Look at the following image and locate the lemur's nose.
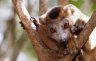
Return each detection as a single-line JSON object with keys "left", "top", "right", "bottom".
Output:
{"left": 60, "top": 39, "right": 67, "bottom": 48}
{"left": 60, "top": 39, "right": 67, "bottom": 42}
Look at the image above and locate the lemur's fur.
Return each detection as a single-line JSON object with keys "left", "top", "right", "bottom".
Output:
{"left": 37, "top": 4, "right": 96, "bottom": 61}
{"left": 39, "top": 4, "right": 89, "bottom": 43}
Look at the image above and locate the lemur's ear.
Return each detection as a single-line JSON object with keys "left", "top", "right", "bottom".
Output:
{"left": 64, "top": 7, "right": 75, "bottom": 16}
{"left": 39, "top": 14, "right": 47, "bottom": 25}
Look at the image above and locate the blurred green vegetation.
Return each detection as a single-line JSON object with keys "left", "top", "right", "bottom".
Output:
{"left": 70, "top": 0, "right": 84, "bottom": 8}
{"left": 92, "top": 0, "right": 96, "bottom": 11}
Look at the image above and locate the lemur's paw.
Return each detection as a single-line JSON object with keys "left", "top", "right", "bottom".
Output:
{"left": 19, "top": 21, "right": 25, "bottom": 30}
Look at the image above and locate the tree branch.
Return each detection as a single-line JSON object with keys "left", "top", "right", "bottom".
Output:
{"left": 58, "top": 0, "right": 69, "bottom": 6}
{"left": 77, "top": 11, "right": 96, "bottom": 48}
{"left": 72, "top": 11, "right": 96, "bottom": 61}
{"left": 12, "top": 0, "right": 44, "bottom": 60}
{"left": 39, "top": 0, "right": 48, "bottom": 15}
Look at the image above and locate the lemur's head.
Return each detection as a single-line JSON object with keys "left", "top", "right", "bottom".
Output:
{"left": 39, "top": 6, "right": 74, "bottom": 44}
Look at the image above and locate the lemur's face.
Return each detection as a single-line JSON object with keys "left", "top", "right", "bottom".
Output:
{"left": 40, "top": 6, "right": 73, "bottom": 43}
{"left": 46, "top": 19, "right": 72, "bottom": 43}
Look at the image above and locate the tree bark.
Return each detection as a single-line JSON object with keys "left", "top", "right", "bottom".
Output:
{"left": 12, "top": 0, "right": 96, "bottom": 61}
{"left": 58, "top": 0, "right": 69, "bottom": 6}
{"left": 39, "top": 0, "right": 48, "bottom": 15}
{"left": 0, "top": 8, "right": 16, "bottom": 61}
{"left": 10, "top": 1, "right": 33, "bottom": 61}
{"left": 10, "top": 31, "right": 27, "bottom": 61}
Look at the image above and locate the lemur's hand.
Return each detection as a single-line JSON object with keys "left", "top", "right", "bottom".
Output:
{"left": 71, "top": 24, "right": 84, "bottom": 35}
{"left": 71, "top": 19, "right": 86, "bottom": 35}
{"left": 19, "top": 21, "right": 25, "bottom": 29}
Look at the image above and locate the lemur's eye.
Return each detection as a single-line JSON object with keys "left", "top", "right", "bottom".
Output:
{"left": 62, "top": 23, "right": 69, "bottom": 29}
{"left": 50, "top": 28, "right": 56, "bottom": 33}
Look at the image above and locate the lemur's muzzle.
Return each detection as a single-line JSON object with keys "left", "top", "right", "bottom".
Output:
{"left": 60, "top": 39, "right": 67, "bottom": 48}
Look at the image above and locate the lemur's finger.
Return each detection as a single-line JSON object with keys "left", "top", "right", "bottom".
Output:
{"left": 31, "top": 17, "right": 39, "bottom": 28}
{"left": 19, "top": 21, "right": 25, "bottom": 29}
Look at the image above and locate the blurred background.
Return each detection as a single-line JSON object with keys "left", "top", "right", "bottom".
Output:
{"left": 0, "top": 0, "right": 96, "bottom": 61}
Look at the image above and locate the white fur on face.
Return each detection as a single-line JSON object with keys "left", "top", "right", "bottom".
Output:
{"left": 47, "top": 19, "right": 71, "bottom": 43}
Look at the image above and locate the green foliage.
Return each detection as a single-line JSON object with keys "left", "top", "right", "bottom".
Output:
{"left": 87, "top": 0, "right": 96, "bottom": 16}
{"left": 69, "top": 0, "right": 84, "bottom": 8}
{"left": 91, "top": 3, "right": 96, "bottom": 11}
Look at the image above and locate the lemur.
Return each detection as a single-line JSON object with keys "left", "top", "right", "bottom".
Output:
{"left": 37, "top": 4, "right": 96, "bottom": 61}
{"left": 39, "top": 4, "right": 89, "bottom": 46}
